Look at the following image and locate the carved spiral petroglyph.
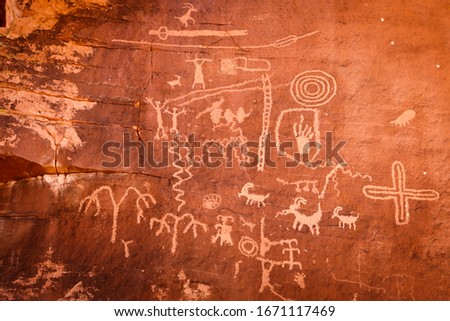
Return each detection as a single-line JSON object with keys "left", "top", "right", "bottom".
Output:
{"left": 290, "top": 70, "right": 337, "bottom": 107}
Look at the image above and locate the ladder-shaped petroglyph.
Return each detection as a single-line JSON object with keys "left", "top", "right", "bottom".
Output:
{"left": 332, "top": 206, "right": 359, "bottom": 230}
{"left": 202, "top": 193, "right": 222, "bottom": 210}
{"left": 175, "top": 3, "right": 197, "bottom": 28}
{"left": 362, "top": 161, "right": 439, "bottom": 225}
{"left": 220, "top": 57, "right": 271, "bottom": 75}
{"left": 79, "top": 186, "right": 156, "bottom": 243}
{"left": 164, "top": 107, "right": 187, "bottom": 136}
{"left": 390, "top": 109, "right": 416, "bottom": 127}
{"left": 167, "top": 75, "right": 182, "bottom": 89}
{"left": 319, "top": 164, "right": 373, "bottom": 199}
{"left": 121, "top": 240, "right": 134, "bottom": 258}
{"left": 144, "top": 98, "right": 168, "bottom": 140}
{"left": 257, "top": 73, "right": 273, "bottom": 172}
{"left": 237, "top": 217, "right": 303, "bottom": 300}
{"left": 186, "top": 57, "right": 212, "bottom": 89}
{"left": 238, "top": 183, "right": 270, "bottom": 207}
{"left": 211, "top": 215, "right": 234, "bottom": 246}
{"left": 150, "top": 213, "right": 207, "bottom": 254}
{"left": 277, "top": 197, "right": 322, "bottom": 235}
{"left": 277, "top": 178, "right": 319, "bottom": 194}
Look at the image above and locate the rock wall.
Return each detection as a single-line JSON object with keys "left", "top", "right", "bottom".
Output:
{"left": 0, "top": 0, "right": 448, "bottom": 300}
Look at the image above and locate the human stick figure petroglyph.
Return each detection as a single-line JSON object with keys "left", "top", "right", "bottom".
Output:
{"left": 257, "top": 73, "right": 273, "bottom": 172}
{"left": 390, "top": 110, "right": 416, "bottom": 127}
{"left": 144, "top": 98, "right": 168, "bottom": 140}
{"left": 175, "top": 3, "right": 197, "bottom": 27}
{"left": 150, "top": 213, "right": 207, "bottom": 254}
{"left": 211, "top": 215, "right": 234, "bottom": 246}
{"left": 332, "top": 207, "right": 359, "bottom": 230}
{"left": 362, "top": 161, "right": 439, "bottom": 225}
{"left": 237, "top": 217, "right": 303, "bottom": 300}
{"left": 277, "top": 197, "right": 322, "bottom": 235}
{"left": 164, "top": 107, "right": 187, "bottom": 136}
{"left": 238, "top": 183, "right": 270, "bottom": 207}
{"left": 186, "top": 57, "right": 212, "bottom": 89}
{"left": 79, "top": 186, "right": 156, "bottom": 244}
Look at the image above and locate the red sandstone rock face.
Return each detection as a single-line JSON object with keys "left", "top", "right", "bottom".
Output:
{"left": 0, "top": 0, "right": 449, "bottom": 300}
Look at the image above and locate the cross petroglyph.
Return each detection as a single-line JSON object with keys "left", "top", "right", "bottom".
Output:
{"left": 363, "top": 161, "right": 439, "bottom": 225}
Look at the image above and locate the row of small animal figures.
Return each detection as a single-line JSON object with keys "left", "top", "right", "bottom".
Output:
{"left": 238, "top": 183, "right": 359, "bottom": 235}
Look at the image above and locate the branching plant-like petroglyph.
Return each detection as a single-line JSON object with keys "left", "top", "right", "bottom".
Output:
{"left": 150, "top": 213, "right": 207, "bottom": 254}
{"left": 79, "top": 186, "right": 156, "bottom": 244}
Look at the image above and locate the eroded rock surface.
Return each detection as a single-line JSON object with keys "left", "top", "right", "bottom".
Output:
{"left": 0, "top": 0, "right": 449, "bottom": 300}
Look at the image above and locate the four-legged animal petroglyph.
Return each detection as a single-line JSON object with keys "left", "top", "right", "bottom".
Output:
{"left": 175, "top": 3, "right": 197, "bottom": 28}
{"left": 238, "top": 183, "right": 269, "bottom": 207}
{"left": 277, "top": 197, "right": 322, "bottom": 235}
{"left": 390, "top": 110, "right": 415, "bottom": 127}
{"left": 332, "top": 206, "right": 359, "bottom": 230}
{"left": 167, "top": 75, "right": 182, "bottom": 89}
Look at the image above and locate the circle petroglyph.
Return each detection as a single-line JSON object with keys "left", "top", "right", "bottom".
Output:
{"left": 290, "top": 70, "right": 337, "bottom": 107}
{"left": 238, "top": 236, "right": 259, "bottom": 257}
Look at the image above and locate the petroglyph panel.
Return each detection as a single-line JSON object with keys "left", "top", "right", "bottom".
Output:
{"left": 0, "top": 0, "right": 448, "bottom": 301}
